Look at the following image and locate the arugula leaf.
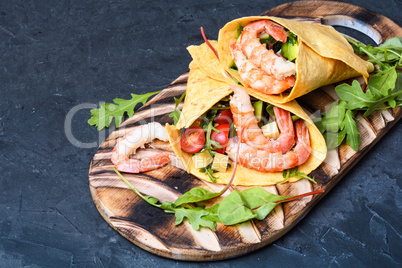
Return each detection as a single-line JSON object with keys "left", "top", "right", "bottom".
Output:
{"left": 217, "top": 190, "right": 257, "bottom": 225}
{"left": 319, "top": 58, "right": 400, "bottom": 151}
{"left": 217, "top": 188, "right": 324, "bottom": 225}
{"left": 368, "top": 67, "right": 398, "bottom": 96}
{"left": 321, "top": 101, "right": 346, "bottom": 133}
{"left": 163, "top": 204, "right": 217, "bottom": 231}
{"left": 203, "top": 116, "right": 221, "bottom": 155}
{"left": 334, "top": 69, "right": 399, "bottom": 117}
{"left": 282, "top": 167, "right": 317, "bottom": 184}
{"left": 239, "top": 188, "right": 291, "bottom": 220}
{"left": 346, "top": 37, "right": 402, "bottom": 71}
{"left": 335, "top": 80, "right": 376, "bottom": 110}
{"left": 88, "top": 90, "right": 161, "bottom": 130}
{"left": 169, "top": 91, "right": 186, "bottom": 125}
{"left": 324, "top": 130, "right": 346, "bottom": 150}
{"left": 341, "top": 109, "right": 360, "bottom": 151}
{"left": 174, "top": 187, "right": 220, "bottom": 207}
{"left": 201, "top": 204, "right": 221, "bottom": 223}
{"left": 199, "top": 165, "right": 219, "bottom": 183}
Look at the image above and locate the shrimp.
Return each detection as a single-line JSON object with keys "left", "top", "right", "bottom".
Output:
{"left": 111, "top": 122, "right": 170, "bottom": 173}
{"left": 240, "top": 20, "right": 296, "bottom": 80}
{"left": 229, "top": 85, "right": 295, "bottom": 154}
{"left": 230, "top": 41, "right": 295, "bottom": 95}
{"left": 226, "top": 120, "right": 311, "bottom": 172}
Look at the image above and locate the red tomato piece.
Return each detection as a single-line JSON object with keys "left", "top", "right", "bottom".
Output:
{"left": 180, "top": 127, "right": 205, "bottom": 153}
{"left": 214, "top": 109, "right": 233, "bottom": 125}
{"left": 211, "top": 124, "right": 230, "bottom": 154}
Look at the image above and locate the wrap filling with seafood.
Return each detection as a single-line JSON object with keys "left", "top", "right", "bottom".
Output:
{"left": 217, "top": 16, "right": 374, "bottom": 103}
{"left": 166, "top": 42, "right": 326, "bottom": 186}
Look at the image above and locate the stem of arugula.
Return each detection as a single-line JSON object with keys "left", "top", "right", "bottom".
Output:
{"left": 217, "top": 129, "right": 242, "bottom": 197}
{"left": 274, "top": 190, "right": 325, "bottom": 204}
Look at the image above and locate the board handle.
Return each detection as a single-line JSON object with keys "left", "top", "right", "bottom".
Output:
{"left": 320, "top": 15, "right": 381, "bottom": 45}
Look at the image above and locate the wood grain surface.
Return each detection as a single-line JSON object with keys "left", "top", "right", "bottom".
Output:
{"left": 88, "top": 1, "right": 402, "bottom": 261}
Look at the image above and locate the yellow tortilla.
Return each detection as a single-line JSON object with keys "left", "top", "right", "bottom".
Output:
{"left": 187, "top": 40, "right": 234, "bottom": 84}
{"left": 175, "top": 60, "right": 232, "bottom": 129}
{"left": 217, "top": 16, "right": 374, "bottom": 103}
{"left": 167, "top": 39, "right": 327, "bottom": 186}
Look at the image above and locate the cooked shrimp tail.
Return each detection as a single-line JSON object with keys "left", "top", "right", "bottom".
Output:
{"left": 111, "top": 122, "right": 170, "bottom": 173}
{"left": 292, "top": 120, "right": 311, "bottom": 165}
{"left": 239, "top": 19, "right": 296, "bottom": 81}
{"left": 230, "top": 85, "right": 295, "bottom": 153}
{"left": 226, "top": 120, "right": 311, "bottom": 172}
{"left": 230, "top": 42, "right": 295, "bottom": 95}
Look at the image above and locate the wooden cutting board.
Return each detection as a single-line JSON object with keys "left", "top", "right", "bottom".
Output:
{"left": 88, "top": 1, "right": 402, "bottom": 261}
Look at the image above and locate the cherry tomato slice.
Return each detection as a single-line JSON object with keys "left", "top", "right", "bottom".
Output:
{"left": 214, "top": 109, "right": 233, "bottom": 125}
{"left": 211, "top": 124, "right": 230, "bottom": 154}
{"left": 180, "top": 127, "right": 205, "bottom": 153}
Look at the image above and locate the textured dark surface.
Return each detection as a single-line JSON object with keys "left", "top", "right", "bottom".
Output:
{"left": 0, "top": 0, "right": 401, "bottom": 267}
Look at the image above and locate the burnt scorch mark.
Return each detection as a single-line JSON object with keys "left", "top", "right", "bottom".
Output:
{"left": 349, "top": 8, "right": 381, "bottom": 30}
{"left": 159, "top": 170, "right": 206, "bottom": 194}
{"left": 89, "top": 167, "right": 116, "bottom": 177}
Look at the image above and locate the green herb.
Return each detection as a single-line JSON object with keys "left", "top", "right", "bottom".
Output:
{"left": 347, "top": 36, "right": 402, "bottom": 71}
{"left": 317, "top": 37, "right": 402, "bottom": 151}
{"left": 116, "top": 167, "right": 324, "bottom": 231}
{"left": 217, "top": 187, "right": 324, "bottom": 226}
{"left": 174, "top": 187, "right": 220, "bottom": 206}
{"left": 321, "top": 101, "right": 346, "bottom": 133}
{"left": 169, "top": 91, "right": 186, "bottom": 125}
{"left": 282, "top": 167, "right": 317, "bottom": 184}
{"left": 218, "top": 190, "right": 257, "bottom": 225}
{"left": 287, "top": 32, "right": 297, "bottom": 46}
{"left": 341, "top": 109, "right": 360, "bottom": 151}
{"left": 229, "top": 58, "right": 238, "bottom": 72}
{"left": 266, "top": 104, "right": 276, "bottom": 123}
{"left": 202, "top": 112, "right": 221, "bottom": 155}
{"left": 239, "top": 187, "right": 292, "bottom": 220}
{"left": 260, "top": 35, "right": 277, "bottom": 46}
{"left": 163, "top": 205, "right": 217, "bottom": 231}
{"left": 88, "top": 90, "right": 161, "bottom": 130}
{"left": 336, "top": 77, "right": 400, "bottom": 117}
{"left": 201, "top": 204, "right": 221, "bottom": 223}
{"left": 323, "top": 130, "right": 346, "bottom": 150}
{"left": 229, "top": 121, "right": 237, "bottom": 138}
{"left": 236, "top": 22, "right": 244, "bottom": 39}
{"left": 199, "top": 165, "right": 219, "bottom": 183}
{"left": 291, "top": 115, "right": 300, "bottom": 121}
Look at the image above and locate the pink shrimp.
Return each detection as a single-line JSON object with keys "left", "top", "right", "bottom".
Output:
{"left": 230, "top": 41, "right": 295, "bottom": 95}
{"left": 226, "top": 120, "right": 311, "bottom": 172}
{"left": 111, "top": 122, "right": 170, "bottom": 173}
{"left": 229, "top": 85, "right": 295, "bottom": 154}
{"left": 240, "top": 20, "right": 296, "bottom": 80}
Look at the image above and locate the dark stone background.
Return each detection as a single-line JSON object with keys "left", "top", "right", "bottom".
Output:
{"left": 0, "top": 0, "right": 401, "bottom": 267}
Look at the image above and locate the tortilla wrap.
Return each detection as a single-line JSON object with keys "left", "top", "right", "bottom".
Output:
{"left": 217, "top": 16, "right": 374, "bottom": 103}
{"left": 166, "top": 93, "right": 326, "bottom": 186}
{"left": 176, "top": 41, "right": 234, "bottom": 129}
{"left": 167, "top": 41, "right": 326, "bottom": 185}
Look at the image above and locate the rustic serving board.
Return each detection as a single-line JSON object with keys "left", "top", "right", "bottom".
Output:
{"left": 88, "top": 1, "right": 402, "bottom": 261}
